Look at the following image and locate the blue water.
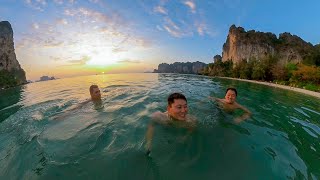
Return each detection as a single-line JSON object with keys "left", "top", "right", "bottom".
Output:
{"left": 0, "top": 73, "right": 319, "bottom": 179}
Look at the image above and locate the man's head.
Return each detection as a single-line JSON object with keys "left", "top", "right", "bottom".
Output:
{"left": 225, "top": 87, "right": 237, "bottom": 104}
{"left": 167, "top": 93, "right": 188, "bottom": 121}
{"left": 89, "top": 85, "right": 101, "bottom": 100}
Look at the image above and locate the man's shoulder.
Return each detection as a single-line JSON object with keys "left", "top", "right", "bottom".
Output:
{"left": 151, "top": 111, "right": 167, "bottom": 118}
{"left": 151, "top": 111, "right": 169, "bottom": 123}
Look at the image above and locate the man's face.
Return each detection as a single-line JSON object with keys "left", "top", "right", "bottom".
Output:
{"left": 167, "top": 99, "right": 188, "bottom": 121}
{"left": 91, "top": 87, "right": 101, "bottom": 100}
{"left": 225, "top": 90, "right": 236, "bottom": 104}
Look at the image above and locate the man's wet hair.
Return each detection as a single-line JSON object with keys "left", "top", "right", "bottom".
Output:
{"left": 89, "top": 85, "right": 99, "bottom": 95}
{"left": 226, "top": 87, "right": 237, "bottom": 96}
{"left": 167, "top": 93, "right": 187, "bottom": 107}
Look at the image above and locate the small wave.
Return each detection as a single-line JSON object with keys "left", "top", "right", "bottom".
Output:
{"left": 301, "top": 106, "right": 320, "bottom": 116}
{"left": 105, "top": 85, "right": 130, "bottom": 88}
{"left": 294, "top": 108, "right": 311, "bottom": 118}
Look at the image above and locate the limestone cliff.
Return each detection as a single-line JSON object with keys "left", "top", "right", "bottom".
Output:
{"left": 222, "top": 25, "right": 314, "bottom": 65}
{"left": 0, "top": 21, "right": 26, "bottom": 87}
{"left": 154, "top": 61, "right": 207, "bottom": 74}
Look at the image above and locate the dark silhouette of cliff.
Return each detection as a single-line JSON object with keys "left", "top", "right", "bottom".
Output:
{"left": 153, "top": 61, "right": 207, "bottom": 74}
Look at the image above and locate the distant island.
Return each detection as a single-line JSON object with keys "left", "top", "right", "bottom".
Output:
{"left": 201, "top": 25, "right": 320, "bottom": 92}
{"left": 153, "top": 61, "right": 207, "bottom": 74}
{"left": 35, "top": 76, "right": 56, "bottom": 82}
{"left": 0, "top": 21, "right": 27, "bottom": 89}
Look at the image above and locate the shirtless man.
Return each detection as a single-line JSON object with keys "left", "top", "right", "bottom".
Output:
{"left": 52, "top": 85, "right": 102, "bottom": 120}
{"left": 209, "top": 87, "right": 251, "bottom": 123}
{"left": 145, "top": 93, "right": 196, "bottom": 155}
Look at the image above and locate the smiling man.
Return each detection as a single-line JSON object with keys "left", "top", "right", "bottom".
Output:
{"left": 209, "top": 87, "right": 251, "bottom": 123}
{"left": 145, "top": 93, "right": 196, "bottom": 155}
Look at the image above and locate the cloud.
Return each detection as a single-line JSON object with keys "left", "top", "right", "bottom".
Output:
{"left": 156, "top": 25, "right": 163, "bottom": 31}
{"left": 151, "top": 1, "right": 214, "bottom": 38}
{"left": 164, "top": 17, "right": 180, "bottom": 31}
{"left": 194, "top": 21, "right": 210, "bottom": 36}
{"left": 163, "top": 25, "right": 181, "bottom": 38}
{"left": 117, "top": 59, "right": 141, "bottom": 64}
{"left": 17, "top": 5, "right": 153, "bottom": 69}
{"left": 17, "top": 21, "right": 65, "bottom": 49}
{"left": 66, "top": 56, "right": 90, "bottom": 65}
{"left": 162, "top": 17, "right": 192, "bottom": 38}
{"left": 151, "top": 1, "right": 217, "bottom": 38}
{"left": 183, "top": 0, "right": 196, "bottom": 13}
{"left": 53, "top": 0, "right": 63, "bottom": 4}
{"left": 88, "top": 0, "right": 100, "bottom": 3}
{"left": 50, "top": 56, "right": 63, "bottom": 61}
{"left": 43, "top": 39, "right": 64, "bottom": 47}
{"left": 32, "top": 23, "right": 39, "bottom": 29}
{"left": 24, "top": 0, "right": 99, "bottom": 11}
{"left": 63, "top": 7, "right": 125, "bottom": 27}
{"left": 154, "top": 6, "right": 167, "bottom": 15}
{"left": 64, "top": 9, "right": 76, "bottom": 16}
{"left": 24, "top": 0, "right": 47, "bottom": 11}
{"left": 56, "top": 18, "right": 68, "bottom": 25}
{"left": 112, "top": 47, "right": 128, "bottom": 53}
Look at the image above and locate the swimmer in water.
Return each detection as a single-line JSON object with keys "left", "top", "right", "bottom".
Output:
{"left": 145, "top": 93, "right": 196, "bottom": 155}
{"left": 52, "top": 85, "right": 103, "bottom": 120}
{"left": 209, "top": 87, "right": 251, "bottom": 124}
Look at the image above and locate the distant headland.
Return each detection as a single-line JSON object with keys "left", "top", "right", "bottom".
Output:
{"left": 35, "top": 76, "right": 57, "bottom": 82}
{"left": 153, "top": 61, "right": 207, "bottom": 74}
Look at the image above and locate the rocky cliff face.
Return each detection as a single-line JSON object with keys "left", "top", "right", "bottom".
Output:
{"left": 222, "top": 25, "right": 314, "bottom": 65}
{"left": 154, "top": 61, "right": 207, "bottom": 74}
{"left": 0, "top": 21, "right": 26, "bottom": 85}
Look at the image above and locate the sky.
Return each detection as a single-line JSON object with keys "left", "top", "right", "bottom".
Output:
{"left": 1, "top": 0, "right": 320, "bottom": 80}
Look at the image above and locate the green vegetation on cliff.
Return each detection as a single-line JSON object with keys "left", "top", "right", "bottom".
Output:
{"left": 0, "top": 69, "right": 26, "bottom": 89}
{"left": 201, "top": 55, "right": 320, "bottom": 92}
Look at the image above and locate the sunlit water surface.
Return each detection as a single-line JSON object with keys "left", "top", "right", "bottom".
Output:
{"left": 0, "top": 73, "right": 319, "bottom": 180}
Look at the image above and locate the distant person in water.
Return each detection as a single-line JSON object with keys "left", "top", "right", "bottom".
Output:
{"left": 89, "top": 84, "right": 102, "bottom": 101}
{"left": 209, "top": 87, "right": 251, "bottom": 123}
{"left": 145, "top": 93, "right": 196, "bottom": 155}
{"left": 88, "top": 84, "right": 103, "bottom": 109}
{"left": 52, "top": 85, "right": 103, "bottom": 120}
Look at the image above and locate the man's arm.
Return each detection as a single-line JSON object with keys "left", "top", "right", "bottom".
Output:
{"left": 52, "top": 100, "right": 90, "bottom": 121}
{"left": 145, "top": 111, "right": 167, "bottom": 155}
{"left": 177, "top": 116, "right": 197, "bottom": 143}
{"left": 145, "top": 122, "right": 154, "bottom": 155}
{"left": 208, "top": 96, "right": 223, "bottom": 103}
{"left": 234, "top": 103, "right": 252, "bottom": 123}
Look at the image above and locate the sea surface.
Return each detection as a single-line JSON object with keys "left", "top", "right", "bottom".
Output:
{"left": 0, "top": 73, "right": 319, "bottom": 180}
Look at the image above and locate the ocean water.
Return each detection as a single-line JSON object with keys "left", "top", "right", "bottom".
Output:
{"left": 0, "top": 73, "right": 319, "bottom": 180}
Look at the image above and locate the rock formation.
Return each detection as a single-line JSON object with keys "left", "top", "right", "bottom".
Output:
{"left": 222, "top": 25, "right": 315, "bottom": 65}
{"left": 213, "top": 55, "right": 222, "bottom": 63}
{"left": 153, "top": 61, "right": 207, "bottom": 74}
{"left": 0, "top": 21, "right": 27, "bottom": 87}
